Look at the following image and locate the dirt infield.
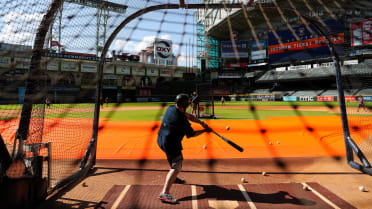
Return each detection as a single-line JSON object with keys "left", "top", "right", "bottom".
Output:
{"left": 98, "top": 183, "right": 356, "bottom": 209}
{"left": 3, "top": 104, "right": 372, "bottom": 209}
{"left": 37, "top": 157, "right": 372, "bottom": 209}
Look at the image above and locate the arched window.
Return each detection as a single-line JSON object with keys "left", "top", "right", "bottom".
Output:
{"left": 140, "top": 76, "right": 152, "bottom": 87}
{"left": 123, "top": 75, "right": 136, "bottom": 87}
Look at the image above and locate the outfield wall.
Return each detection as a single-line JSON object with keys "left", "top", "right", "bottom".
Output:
{"left": 228, "top": 94, "right": 372, "bottom": 102}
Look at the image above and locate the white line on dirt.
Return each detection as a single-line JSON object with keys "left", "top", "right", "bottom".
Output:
{"left": 111, "top": 185, "right": 131, "bottom": 209}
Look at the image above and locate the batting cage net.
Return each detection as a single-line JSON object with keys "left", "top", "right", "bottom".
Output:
{"left": 1, "top": 0, "right": 372, "bottom": 204}
{"left": 0, "top": 0, "right": 96, "bottom": 194}
{"left": 343, "top": 75, "right": 372, "bottom": 163}
{"left": 196, "top": 83, "right": 215, "bottom": 118}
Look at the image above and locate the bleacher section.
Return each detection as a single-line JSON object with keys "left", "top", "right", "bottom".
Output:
{"left": 358, "top": 89, "right": 372, "bottom": 95}
{"left": 249, "top": 89, "right": 372, "bottom": 98}
{"left": 256, "top": 61, "right": 372, "bottom": 82}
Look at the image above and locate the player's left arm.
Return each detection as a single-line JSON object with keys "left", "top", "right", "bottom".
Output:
{"left": 185, "top": 112, "right": 209, "bottom": 128}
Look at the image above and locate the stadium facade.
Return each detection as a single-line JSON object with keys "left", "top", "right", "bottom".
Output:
{"left": 195, "top": 0, "right": 372, "bottom": 101}
{"left": 0, "top": 41, "right": 198, "bottom": 104}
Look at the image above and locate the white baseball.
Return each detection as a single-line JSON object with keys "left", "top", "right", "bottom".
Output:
{"left": 359, "top": 186, "right": 365, "bottom": 192}
{"left": 203, "top": 145, "right": 207, "bottom": 149}
{"left": 241, "top": 178, "right": 245, "bottom": 182}
{"left": 226, "top": 126, "right": 230, "bottom": 130}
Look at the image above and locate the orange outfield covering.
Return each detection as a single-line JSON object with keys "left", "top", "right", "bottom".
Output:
{"left": 1, "top": 115, "right": 368, "bottom": 159}
{"left": 96, "top": 115, "right": 369, "bottom": 159}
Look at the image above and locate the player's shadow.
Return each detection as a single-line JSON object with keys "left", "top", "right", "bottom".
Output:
{"left": 178, "top": 185, "right": 316, "bottom": 206}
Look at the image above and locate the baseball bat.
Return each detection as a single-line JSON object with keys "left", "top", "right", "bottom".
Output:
{"left": 211, "top": 130, "right": 244, "bottom": 152}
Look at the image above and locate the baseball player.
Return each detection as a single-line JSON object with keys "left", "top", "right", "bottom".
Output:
{"left": 157, "top": 93, "right": 211, "bottom": 204}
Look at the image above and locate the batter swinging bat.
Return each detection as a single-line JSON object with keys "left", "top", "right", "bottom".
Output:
{"left": 211, "top": 130, "right": 244, "bottom": 152}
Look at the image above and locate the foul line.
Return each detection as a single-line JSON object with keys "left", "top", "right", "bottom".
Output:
{"left": 301, "top": 183, "right": 341, "bottom": 209}
{"left": 238, "top": 184, "right": 257, "bottom": 209}
{"left": 191, "top": 185, "right": 198, "bottom": 209}
{"left": 111, "top": 185, "right": 131, "bottom": 209}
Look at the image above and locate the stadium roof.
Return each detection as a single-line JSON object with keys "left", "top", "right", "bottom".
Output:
{"left": 206, "top": 0, "right": 342, "bottom": 40}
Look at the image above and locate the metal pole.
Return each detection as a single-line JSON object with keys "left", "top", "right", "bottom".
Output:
{"left": 58, "top": 5, "right": 63, "bottom": 53}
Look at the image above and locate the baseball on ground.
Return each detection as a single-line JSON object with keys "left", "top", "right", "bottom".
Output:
{"left": 359, "top": 186, "right": 366, "bottom": 192}
{"left": 303, "top": 185, "right": 310, "bottom": 191}
{"left": 226, "top": 126, "right": 230, "bottom": 130}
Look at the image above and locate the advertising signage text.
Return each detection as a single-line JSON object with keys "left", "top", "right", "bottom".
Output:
{"left": 351, "top": 18, "right": 372, "bottom": 46}
{"left": 221, "top": 41, "right": 249, "bottom": 58}
{"left": 154, "top": 38, "right": 173, "bottom": 61}
{"left": 268, "top": 19, "right": 344, "bottom": 63}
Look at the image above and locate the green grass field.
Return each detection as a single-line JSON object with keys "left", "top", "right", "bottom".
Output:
{"left": 1, "top": 101, "right": 371, "bottom": 121}
{"left": 99, "top": 109, "right": 338, "bottom": 121}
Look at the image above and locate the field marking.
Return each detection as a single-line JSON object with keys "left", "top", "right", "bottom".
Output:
{"left": 238, "top": 184, "right": 257, "bottom": 209}
{"left": 111, "top": 185, "right": 131, "bottom": 209}
{"left": 301, "top": 183, "right": 341, "bottom": 209}
{"left": 192, "top": 185, "right": 198, "bottom": 209}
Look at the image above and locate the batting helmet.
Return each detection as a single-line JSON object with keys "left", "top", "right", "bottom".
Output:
{"left": 175, "top": 93, "right": 190, "bottom": 108}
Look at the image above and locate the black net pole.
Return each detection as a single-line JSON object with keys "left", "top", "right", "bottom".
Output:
{"left": 301, "top": 13, "right": 371, "bottom": 174}
{"left": 14, "top": 0, "right": 63, "bottom": 159}
{"left": 88, "top": 4, "right": 181, "bottom": 167}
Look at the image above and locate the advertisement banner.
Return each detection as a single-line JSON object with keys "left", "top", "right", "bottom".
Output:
{"left": 154, "top": 38, "right": 173, "bottom": 61}
{"left": 298, "top": 96, "right": 316, "bottom": 101}
{"left": 116, "top": 65, "right": 130, "bottom": 75}
{"left": 104, "top": 63, "right": 115, "bottom": 74}
{"left": 218, "top": 72, "right": 241, "bottom": 78}
{"left": 146, "top": 68, "right": 158, "bottom": 76}
{"left": 351, "top": 18, "right": 372, "bottom": 46}
{"left": 221, "top": 41, "right": 249, "bottom": 58}
{"left": 269, "top": 34, "right": 344, "bottom": 55}
{"left": 132, "top": 67, "right": 145, "bottom": 76}
{"left": 251, "top": 40, "right": 266, "bottom": 60}
{"left": 14, "top": 57, "right": 31, "bottom": 69}
{"left": 350, "top": 48, "right": 372, "bottom": 56}
{"left": 103, "top": 75, "right": 117, "bottom": 80}
{"left": 257, "top": 94, "right": 275, "bottom": 101}
{"left": 317, "top": 96, "right": 334, "bottom": 102}
{"left": 46, "top": 59, "right": 59, "bottom": 71}
{"left": 81, "top": 62, "right": 97, "bottom": 73}
{"left": 268, "top": 19, "right": 344, "bottom": 63}
{"left": 61, "top": 60, "right": 79, "bottom": 72}
{"left": 363, "top": 96, "right": 372, "bottom": 102}
{"left": 337, "top": 96, "right": 356, "bottom": 102}
{"left": 18, "top": 88, "right": 25, "bottom": 104}
{"left": 160, "top": 69, "right": 172, "bottom": 77}
{"left": 283, "top": 96, "right": 297, "bottom": 101}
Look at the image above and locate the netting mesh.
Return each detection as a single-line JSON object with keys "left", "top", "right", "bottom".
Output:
{"left": 343, "top": 75, "right": 372, "bottom": 161}
{"left": 1, "top": 0, "right": 372, "bottom": 195}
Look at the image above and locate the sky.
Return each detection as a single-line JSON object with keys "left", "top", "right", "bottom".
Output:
{"left": 0, "top": 0, "right": 199, "bottom": 67}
